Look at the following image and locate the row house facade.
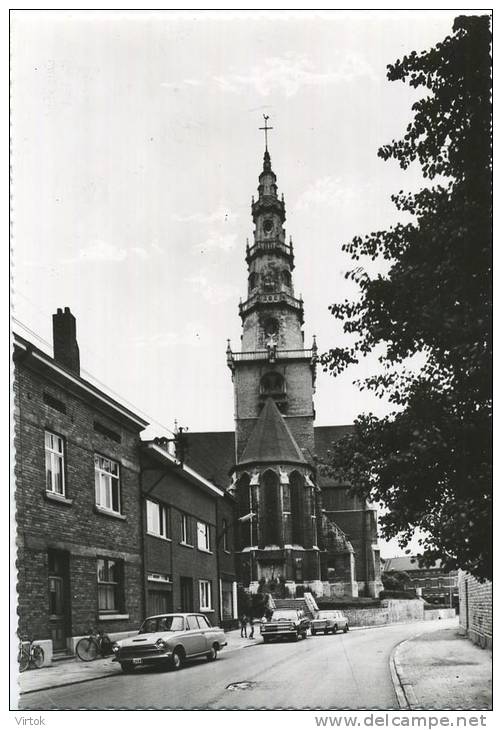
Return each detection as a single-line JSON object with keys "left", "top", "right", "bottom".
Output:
{"left": 13, "top": 308, "right": 238, "bottom": 664}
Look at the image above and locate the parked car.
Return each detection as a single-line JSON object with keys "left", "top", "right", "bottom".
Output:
{"left": 112, "top": 613, "right": 227, "bottom": 672}
{"left": 310, "top": 610, "right": 349, "bottom": 635}
{"left": 260, "top": 609, "right": 310, "bottom": 643}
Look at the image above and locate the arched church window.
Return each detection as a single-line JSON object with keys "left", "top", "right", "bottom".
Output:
{"left": 262, "top": 272, "right": 275, "bottom": 291}
{"left": 260, "top": 371, "right": 285, "bottom": 396}
{"left": 290, "top": 471, "right": 304, "bottom": 546}
{"left": 237, "top": 473, "right": 251, "bottom": 549}
{"left": 263, "top": 317, "right": 279, "bottom": 338}
{"left": 262, "top": 470, "right": 279, "bottom": 546}
{"left": 281, "top": 270, "right": 291, "bottom": 287}
{"left": 249, "top": 272, "right": 258, "bottom": 290}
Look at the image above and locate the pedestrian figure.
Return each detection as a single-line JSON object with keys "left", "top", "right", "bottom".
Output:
{"left": 248, "top": 614, "right": 254, "bottom": 639}
{"left": 239, "top": 613, "right": 247, "bottom": 638}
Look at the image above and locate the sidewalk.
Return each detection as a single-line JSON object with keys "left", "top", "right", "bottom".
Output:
{"left": 392, "top": 620, "right": 492, "bottom": 710}
{"left": 17, "top": 628, "right": 262, "bottom": 696}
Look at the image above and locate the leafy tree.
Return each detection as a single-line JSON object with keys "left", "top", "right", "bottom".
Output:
{"left": 321, "top": 16, "right": 492, "bottom": 580}
{"left": 382, "top": 571, "right": 411, "bottom": 591}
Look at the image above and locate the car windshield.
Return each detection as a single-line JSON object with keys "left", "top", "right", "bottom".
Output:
{"left": 272, "top": 610, "right": 298, "bottom": 620}
{"left": 318, "top": 611, "right": 336, "bottom": 619}
{"left": 139, "top": 615, "right": 184, "bottom": 633}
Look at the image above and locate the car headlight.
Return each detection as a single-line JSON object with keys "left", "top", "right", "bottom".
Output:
{"left": 155, "top": 638, "right": 167, "bottom": 650}
{"left": 112, "top": 642, "right": 120, "bottom": 653}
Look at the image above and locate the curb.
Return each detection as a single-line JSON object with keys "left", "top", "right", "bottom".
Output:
{"left": 389, "top": 630, "right": 425, "bottom": 710}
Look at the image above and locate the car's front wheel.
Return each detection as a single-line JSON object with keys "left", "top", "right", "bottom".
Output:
{"left": 207, "top": 644, "right": 218, "bottom": 662}
{"left": 333, "top": 624, "right": 338, "bottom": 634}
{"left": 344, "top": 625, "right": 349, "bottom": 633}
{"left": 171, "top": 648, "right": 184, "bottom": 670}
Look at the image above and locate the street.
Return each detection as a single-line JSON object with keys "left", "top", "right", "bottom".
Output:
{"left": 18, "top": 622, "right": 441, "bottom": 711}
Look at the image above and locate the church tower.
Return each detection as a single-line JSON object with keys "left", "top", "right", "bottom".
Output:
{"left": 227, "top": 119, "right": 324, "bottom": 594}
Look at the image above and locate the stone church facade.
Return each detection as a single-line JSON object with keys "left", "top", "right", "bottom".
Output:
{"left": 188, "top": 140, "right": 382, "bottom": 599}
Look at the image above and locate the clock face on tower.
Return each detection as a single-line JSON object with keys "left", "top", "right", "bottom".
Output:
{"left": 263, "top": 219, "right": 273, "bottom": 234}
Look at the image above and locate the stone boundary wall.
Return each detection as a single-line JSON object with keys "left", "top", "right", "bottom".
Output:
{"left": 343, "top": 599, "right": 425, "bottom": 627}
{"left": 458, "top": 570, "right": 492, "bottom": 649}
{"left": 423, "top": 608, "right": 456, "bottom": 621}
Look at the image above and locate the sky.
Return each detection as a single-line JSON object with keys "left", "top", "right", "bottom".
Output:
{"left": 11, "top": 10, "right": 472, "bottom": 557}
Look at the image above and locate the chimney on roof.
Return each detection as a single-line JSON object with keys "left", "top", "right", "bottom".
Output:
{"left": 52, "top": 307, "right": 80, "bottom": 375}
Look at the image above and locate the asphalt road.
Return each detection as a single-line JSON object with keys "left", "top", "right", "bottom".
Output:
{"left": 18, "top": 622, "right": 437, "bottom": 711}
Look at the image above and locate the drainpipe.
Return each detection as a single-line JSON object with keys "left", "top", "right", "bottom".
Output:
{"left": 215, "top": 499, "right": 222, "bottom": 627}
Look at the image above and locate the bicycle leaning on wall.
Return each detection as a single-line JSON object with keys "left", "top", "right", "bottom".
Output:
{"left": 18, "top": 636, "right": 45, "bottom": 672}
{"left": 75, "top": 627, "right": 113, "bottom": 661}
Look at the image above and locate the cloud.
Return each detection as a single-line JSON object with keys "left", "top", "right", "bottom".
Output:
{"left": 77, "top": 239, "right": 128, "bottom": 262}
{"left": 132, "top": 327, "right": 204, "bottom": 349}
{"left": 160, "top": 78, "right": 202, "bottom": 90}
{"left": 195, "top": 232, "right": 238, "bottom": 254}
{"left": 161, "top": 52, "right": 376, "bottom": 99}
{"left": 213, "top": 53, "right": 378, "bottom": 97}
{"left": 185, "top": 273, "right": 239, "bottom": 302}
{"left": 72, "top": 239, "right": 163, "bottom": 264}
{"left": 295, "top": 176, "right": 361, "bottom": 211}
{"left": 172, "top": 204, "right": 237, "bottom": 225}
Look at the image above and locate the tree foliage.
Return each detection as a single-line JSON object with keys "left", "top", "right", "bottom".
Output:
{"left": 321, "top": 16, "right": 492, "bottom": 580}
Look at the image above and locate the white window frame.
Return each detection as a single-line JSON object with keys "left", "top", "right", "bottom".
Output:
{"left": 45, "top": 430, "right": 65, "bottom": 496}
{"left": 146, "top": 499, "right": 170, "bottom": 539}
{"left": 199, "top": 580, "right": 212, "bottom": 611}
{"left": 94, "top": 454, "right": 121, "bottom": 515}
{"left": 222, "top": 519, "right": 229, "bottom": 552}
{"left": 181, "top": 513, "right": 192, "bottom": 546}
{"left": 197, "top": 520, "right": 211, "bottom": 552}
{"left": 97, "top": 557, "right": 122, "bottom": 613}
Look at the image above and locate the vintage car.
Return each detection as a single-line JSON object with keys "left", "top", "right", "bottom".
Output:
{"left": 112, "top": 613, "right": 227, "bottom": 672}
{"left": 260, "top": 609, "right": 310, "bottom": 643}
{"left": 310, "top": 610, "right": 349, "bottom": 635}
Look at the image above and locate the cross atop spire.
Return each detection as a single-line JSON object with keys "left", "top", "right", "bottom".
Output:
{"left": 259, "top": 114, "right": 273, "bottom": 151}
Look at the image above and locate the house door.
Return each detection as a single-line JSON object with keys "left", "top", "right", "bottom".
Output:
{"left": 180, "top": 577, "right": 193, "bottom": 612}
{"left": 48, "top": 549, "right": 70, "bottom": 651}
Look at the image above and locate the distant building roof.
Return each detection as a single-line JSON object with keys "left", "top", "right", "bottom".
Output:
{"left": 186, "top": 420, "right": 354, "bottom": 490}
{"left": 382, "top": 556, "right": 443, "bottom": 573}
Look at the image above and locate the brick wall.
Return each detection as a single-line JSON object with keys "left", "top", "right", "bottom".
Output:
{"left": 142, "top": 453, "right": 222, "bottom": 624}
{"left": 458, "top": 570, "right": 492, "bottom": 649}
{"left": 14, "top": 356, "right": 144, "bottom": 646}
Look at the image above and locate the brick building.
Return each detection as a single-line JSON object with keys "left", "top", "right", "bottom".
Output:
{"left": 186, "top": 138, "right": 382, "bottom": 599}
{"left": 14, "top": 309, "right": 148, "bottom": 660}
{"left": 382, "top": 556, "right": 458, "bottom": 606}
{"left": 141, "top": 438, "right": 238, "bottom": 628}
{"left": 458, "top": 570, "right": 492, "bottom": 649}
{"left": 14, "top": 308, "right": 239, "bottom": 661}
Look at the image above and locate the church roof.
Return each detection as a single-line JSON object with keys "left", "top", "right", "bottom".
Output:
{"left": 185, "top": 423, "right": 354, "bottom": 490}
{"left": 238, "top": 397, "right": 307, "bottom": 467}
